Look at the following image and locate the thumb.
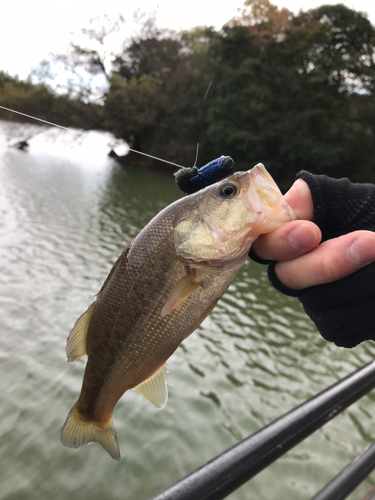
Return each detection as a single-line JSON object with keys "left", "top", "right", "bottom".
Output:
{"left": 284, "top": 179, "right": 314, "bottom": 221}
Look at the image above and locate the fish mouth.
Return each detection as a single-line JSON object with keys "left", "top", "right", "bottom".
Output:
{"left": 246, "top": 163, "right": 297, "bottom": 222}
{"left": 248, "top": 163, "right": 282, "bottom": 204}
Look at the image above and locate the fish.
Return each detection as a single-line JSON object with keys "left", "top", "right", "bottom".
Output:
{"left": 60, "top": 163, "right": 296, "bottom": 461}
{"left": 174, "top": 155, "right": 235, "bottom": 194}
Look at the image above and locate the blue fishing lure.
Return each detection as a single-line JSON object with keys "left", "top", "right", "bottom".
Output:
{"left": 174, "top": 156, "right": 235, "bottom": 194}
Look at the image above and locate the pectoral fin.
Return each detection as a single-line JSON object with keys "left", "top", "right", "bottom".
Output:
{"left": 132, "top": 364, "right": 168, "bottom": 409}
{"left": 66, "top": 301, "right": 96, "bottom": 362}
{"left": 161, "top": 272, "right": 201, "bottom": 317}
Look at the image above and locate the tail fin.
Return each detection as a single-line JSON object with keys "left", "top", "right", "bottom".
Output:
{"left": 61, "top": 402, "right": 121, "bottom": 461}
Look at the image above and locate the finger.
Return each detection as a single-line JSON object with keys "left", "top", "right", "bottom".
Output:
{"left": 252, "top": 220, "right": 321, "bottom": 262}
{"left": 251, "top": 178, "right": 317, "bottom": 261}
{"left": 284, "top": 178, "right": 314, "bottom": 220}
{"left": 275, "top": 231, "right": 375, "bottom": 290}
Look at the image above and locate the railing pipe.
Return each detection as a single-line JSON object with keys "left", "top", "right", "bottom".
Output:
{"left": 311, "top": 441, "right": 375, "bottom": 500}
{"left": 148, "top": 361, "right": 375, "bottom": 500}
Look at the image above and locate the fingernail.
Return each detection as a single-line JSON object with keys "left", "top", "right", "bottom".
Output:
{"left": 348, "top": 238, "right": 375, "bottom": 266}
{"left": 291, "top": 178, "right": 311, "bottom": 199}
{"left": 287, "top": 224, "right": 317, "bottom": 250}
{"left": 285, "top": 179, "right": 314, "bottom": 221}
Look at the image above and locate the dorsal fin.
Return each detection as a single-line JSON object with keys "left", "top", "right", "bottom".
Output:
{"left": 132, "top": 364, "right": 168, "bottom": 409}
{"left": 67, "top": 247, "right": 130, "bottom": 362}
{"left": 95, "top": 246, "right": 129, "bottom": 298}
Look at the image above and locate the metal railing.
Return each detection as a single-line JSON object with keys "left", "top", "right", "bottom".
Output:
{"left": 148, "top": 361, "right": 375, "bottom": 500}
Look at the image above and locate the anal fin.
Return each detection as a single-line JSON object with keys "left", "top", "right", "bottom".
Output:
{"left": 132, "top": 364, "right": 168, "bottom": 409}
{"left": 67, "top": 301, "right": 96, "bottom": 362}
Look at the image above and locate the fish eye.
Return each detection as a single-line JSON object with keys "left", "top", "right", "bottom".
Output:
{"left": 219, "top": 183, "right": 237, "bottom": 198}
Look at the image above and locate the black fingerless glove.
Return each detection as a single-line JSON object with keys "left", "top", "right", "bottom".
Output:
{"left": 266, "top": 171, "right": 375, "bottom": 348}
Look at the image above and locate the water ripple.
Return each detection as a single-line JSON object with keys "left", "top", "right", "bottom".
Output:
{"left": 1, "top": 122, "right": 375, "bottom": 500}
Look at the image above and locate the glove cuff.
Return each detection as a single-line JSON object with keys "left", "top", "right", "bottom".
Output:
{"left": 268, "top": 260, "right": 375, "bottom": 348}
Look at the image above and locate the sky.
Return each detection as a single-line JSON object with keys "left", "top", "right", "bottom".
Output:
{"left": 1, "top": 0, "right": 375, "bottom": 80}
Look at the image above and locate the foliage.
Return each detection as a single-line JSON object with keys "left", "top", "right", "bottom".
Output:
{"left": 104, "top": 26, "right": 217, "bottom": 165}
{"left": 0, "top": 71, "right": 103, "bottom": 130}
{"left": 3, "top": 1, "right": 375, "bottom": 183}
{"left": 207, "top": 2, "right": 375, "bottom": 184}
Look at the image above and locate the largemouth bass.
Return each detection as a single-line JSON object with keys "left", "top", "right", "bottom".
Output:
{"left": 61, "top": 164, "right": 295, "bottom": 460}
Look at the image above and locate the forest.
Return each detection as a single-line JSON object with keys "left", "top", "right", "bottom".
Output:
{"left": 1, "top": 0, "right": 375, "bottom": 185}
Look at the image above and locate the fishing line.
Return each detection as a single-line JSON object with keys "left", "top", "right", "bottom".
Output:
{"left": 203, "top": 81, "right": 212, "bottom": 100}
{"left": 186, "top": 81, "right": 211, "bottom": 169}
{"left": 0, "top": 104, "right": 186, "bottom": 169}
{"left": 193, "top": 143, "right": 199, "bottom": 167}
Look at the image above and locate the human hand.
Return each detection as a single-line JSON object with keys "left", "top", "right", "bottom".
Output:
{"left": 251, "top": 171, "right": 375, "bottom": 347}
{"left": 252, "top": 178, "right": 375, "bottom": 290}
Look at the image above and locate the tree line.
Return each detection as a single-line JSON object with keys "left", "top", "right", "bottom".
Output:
{"left": 1, "top": 0, "right": 375, "bottom": 185}
{"left": 0, "top": 71, "right": 103, "bottom": 130}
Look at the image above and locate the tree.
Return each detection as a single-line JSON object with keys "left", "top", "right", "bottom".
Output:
{"left": 6, "top": 3, "right": 375, "bottom": 182}
{"left": 228, "top": 0, "right": 294, "bottom": 45}
{"left": 310, "top": 4, "right": 375, "bottom": 93}
{"left": 0, "top": 71, "right": 104, "bottom": 130}
{"left": 104, "top": 27, "right": 216, "bottom": 166}
{"left": 206, "top": 3, "right": 375, "bottom": 184}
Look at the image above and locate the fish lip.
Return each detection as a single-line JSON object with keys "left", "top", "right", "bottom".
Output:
{"left": 247, "top": 163, "right": 282, "bottom": 198}
{"left": 245, "top": 162, "right": 297, "bottom": 224}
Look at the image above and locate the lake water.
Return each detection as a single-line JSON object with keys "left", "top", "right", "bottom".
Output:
{"left": 1, "top": 120, "right": 375, "bottom": 500}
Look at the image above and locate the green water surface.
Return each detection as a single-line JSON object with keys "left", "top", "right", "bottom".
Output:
{"left": 0, "top": 122, "right": 374, "bottom": 500}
